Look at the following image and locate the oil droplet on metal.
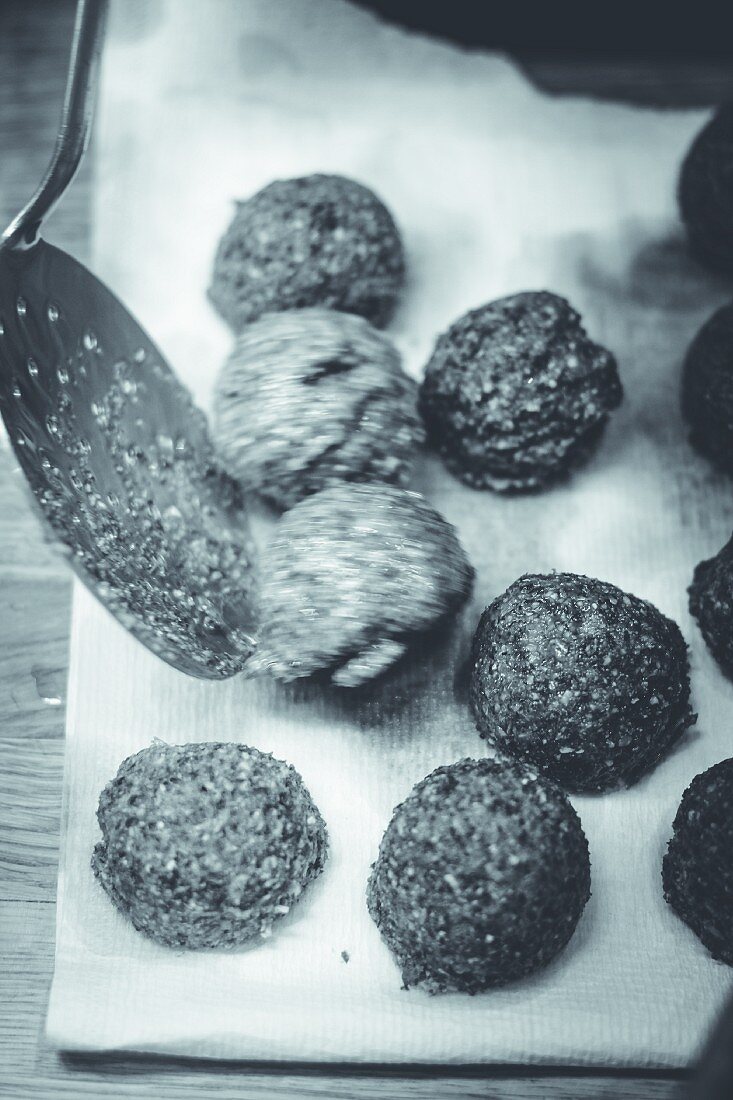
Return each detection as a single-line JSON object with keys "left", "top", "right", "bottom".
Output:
{"left": 47, "top": 303, "right": 60, "bottom": 323}
{"left": 0, "top": 318, "right": 5, "bottom": 335}
{"left": 27, "top": 358, "right": 39, "bottom": 378}
{"left": 11, "top": 380, "right": 21, "bottom": 399}
{"left": 17, "top": 333, "right": 256, "bottom": 678}
{"left": 16, "top": 297, "right": 27, "bottom": 317}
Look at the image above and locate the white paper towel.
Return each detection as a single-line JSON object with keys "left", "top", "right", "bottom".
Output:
{"left": 46, "top": 0, "right": 733, "bottom": 1065}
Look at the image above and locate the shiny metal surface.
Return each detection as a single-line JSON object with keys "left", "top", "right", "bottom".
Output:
{"left": 0, "top": 0, "right": 257, "bottom": 678}
{"left": 2, "top": 0, "right": 107, "bottom": 252}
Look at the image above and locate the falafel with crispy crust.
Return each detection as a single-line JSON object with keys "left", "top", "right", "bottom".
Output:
{"left": 418, "top": 291, "right": 622, "bottom": 493}
{"left": 208, "top": 174, "right": 405, "bottom": 331}
{"left": 92, "top": 741, "right": 327, "bottom": 948}
{"left": 689, "top": 532, "right": 733, "bottom": 677}
{"left": 367, "top": 757, "right": 591, "bottom": 993}
{"left": 253, "top": 482, "right": 474, "bottom": 688}
{"left": 212, "top": 308, "right": 423, "bottom": 510}
{"left": 679, "top": 105, "right": 733, "bottom": 275}
{"left": 682, "top": 302, "right": 733, "bottom": 475}
{"left": 470, "top": 573, "right": 695, "bottom": 793}
{"left": 663, "top": 758, "right": 733, "bottom": 966}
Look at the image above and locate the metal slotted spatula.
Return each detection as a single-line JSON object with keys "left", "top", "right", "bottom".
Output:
{"left": 0, "top": 0, "right": 257, "bottom": 678}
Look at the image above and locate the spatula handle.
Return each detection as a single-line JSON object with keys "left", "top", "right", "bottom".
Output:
{"left": 1, "top": 0, "right": 109, "bottom": 252}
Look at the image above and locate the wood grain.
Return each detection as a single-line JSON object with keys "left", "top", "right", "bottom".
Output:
{"left": 0, "top": 449, "right": 70, "bottom": 739}
{"left": 0, "top": 738, "right": 63, "bottom": 902}
{"left": 0, "top": 0, "right": 727, "bottom": 1096}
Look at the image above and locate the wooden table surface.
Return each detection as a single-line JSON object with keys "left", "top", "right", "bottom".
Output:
{"left": 1, "top": 3, "right": 731, "bottom": 1097}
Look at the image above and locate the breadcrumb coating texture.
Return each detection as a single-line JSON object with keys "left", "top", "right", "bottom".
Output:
{"left": 663, "top": 757, "right": 733, "bottom": 966}
{"left": 689, "top": 532, "right": 733, "bottom": 677}
{"left": 419, "top": 291, "right": 622, "bottom": 492}
{"left": 470, "top": 573, "right": 694, "bottom": 792}
{"left": 254, "top": 483, "right": 474, "bottom": 687}
{"left": 208, "top": 174, "right": 405, "bottom": 330}
{"left": 92, "top": 741, "right": 327, "bottom": 948}
{"left": 367, "top": 757, "right": 591, "bottom": 993}
{"left": 213, "top": 308, "right": 423, "bottom": 510}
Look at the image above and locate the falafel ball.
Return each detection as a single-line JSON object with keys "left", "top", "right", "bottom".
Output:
{"left": 208, "top": 174, "right": 405, "bottom": 331}
{"left": 682, "top": 301, "right": 733, "bottom": 474}
{"left": 253, "top": 483, "right": 474, "bottom": 687}
{"left": 663, "top": 758, "right": 733, "bottom": 965}
{"left": 92, "top": 741, "right": 327, "bottom": 948}
{"left": 418, "top": 291, "right": 622, "bottom": 492}
{"left": 470, "top": 573, "right": 695, "bottom": 793}
{"left": 679, "top": 106, "right": 733, "bottom": 275}
{"left": 367, "top": 757, "right": 591, "bottom": 993}
{"left": 689, "top": 531, "right": 733, "bottom": 677}
{"left": 212, "top": 308, "right": 423, "bottom": 510}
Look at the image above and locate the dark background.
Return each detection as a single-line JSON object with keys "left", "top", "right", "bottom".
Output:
{"left": 358, "top": 2, "right": 733, "bottom": 55}
{"left": 356, "top": 1, "right": 733, "bottom": 105}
